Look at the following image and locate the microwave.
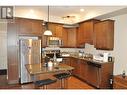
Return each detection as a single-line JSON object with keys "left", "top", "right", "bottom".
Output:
{"left": 47, "top": 37, "right": 62, "bottom": 46}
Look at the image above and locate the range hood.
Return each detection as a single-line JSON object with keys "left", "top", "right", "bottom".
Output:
{"left": 63, "top": 24, "right": 79, "bottom": 28}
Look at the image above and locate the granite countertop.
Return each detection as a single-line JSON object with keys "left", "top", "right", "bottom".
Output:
{"left": 25, "top": 63, "right": 74, "bottom": 75}
{"left": 62, "top": 55, "right": 114, "bottom": 65}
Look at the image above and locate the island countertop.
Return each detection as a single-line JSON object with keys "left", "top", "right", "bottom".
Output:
{"left": 25, "top": 63, "right": 74, "bottom": 75}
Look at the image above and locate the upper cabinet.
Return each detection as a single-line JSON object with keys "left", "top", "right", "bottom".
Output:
{"left": 48, "top": 23, "right": 63, "bottom": 38}
{"left": 18, "top": 18, "right": 43, "bottom": 36}
{"left": 94, "top": 20, "right": 114, "bottom": 50}
{"left": 77, "top": 19, "right": 100, "bottom": 47}
{"left": 62, "top": 28, "right": 77, "bottom": 48}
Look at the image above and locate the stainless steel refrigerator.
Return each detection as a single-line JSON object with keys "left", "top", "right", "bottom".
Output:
{"left": 19, "top": 39, "right": 41, "bottom": 84}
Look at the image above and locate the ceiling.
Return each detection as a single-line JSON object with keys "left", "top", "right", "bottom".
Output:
{"left": 15, "top": 6, "right": 127, "bottom": 24}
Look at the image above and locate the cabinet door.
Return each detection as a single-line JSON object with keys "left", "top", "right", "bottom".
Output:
{"left": 18, "top": 18, "right": 32, "bottom": 35}
{"left": 77, "top": 20, "right": 100, "bottom": 47}
{"left": 7, "top": 20, "right": 19, "bottom": 84}
{"left": 62, "top": 28, "right": 68, "bottom": 47}
{"left": 62, "top": 28, "right": 77, "bottom": 47}
{"left": 18, "top": 18, "right": 43, "bottom": 36}
{"left": 70, "top": 58, "right": 79, "bottom": 76}
{"left": 67, "top": 28, "right": 77, "bottom": 47}
{"left": 32, "top": 20, "right": 43, "bottom": 36}
{"left": 62, "top": 58, "right": 71, "bottom": 66}
{"left": 94, "top": 20, "right": 114, "bottom": 50}
{"left": 48, "top": 23, "right": 63, "bottom": 37}
{"left": 77, "top": 23, "right": 85, "bottom": 46}
{"left": 78, "top": 60, "right": 87, "bottom": 80}
{"left": 55, "top": 24, "right": 63, "bottom": 38}
{"left": 83, "top": 21, "right": 94, "bottom": 44}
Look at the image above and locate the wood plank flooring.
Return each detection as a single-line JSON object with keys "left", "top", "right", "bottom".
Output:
{"left": 0, "top": 76, "right": 94, "bottom": 89}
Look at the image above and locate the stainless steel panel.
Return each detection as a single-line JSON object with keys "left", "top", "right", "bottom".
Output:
{"left": 20, "top": 39, "right": 41, "bottom": 84}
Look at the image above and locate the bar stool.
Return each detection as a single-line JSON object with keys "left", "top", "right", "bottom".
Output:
{"left": 53, "top": 72, "right": 71, "bottom": 89}
{"left": 34, "top": 78, "right": 57, "bottom": 89}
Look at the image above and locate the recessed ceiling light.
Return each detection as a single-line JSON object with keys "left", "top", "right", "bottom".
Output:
{"left": 30, "top": 9, "right": 34, "bottom": 13}
{"left": 80, "top": 8, "right": 84, "bottom": 12}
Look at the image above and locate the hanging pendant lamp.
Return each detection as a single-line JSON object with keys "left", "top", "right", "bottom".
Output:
{"left": 43, "top": 6, "right": 52, "bottom": 36}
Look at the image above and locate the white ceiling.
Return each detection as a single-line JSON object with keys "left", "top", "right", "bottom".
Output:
{"left": 15, "top": 6, "right": 127, "bottom": 24}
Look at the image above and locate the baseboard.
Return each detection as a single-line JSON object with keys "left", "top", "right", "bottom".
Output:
{"left": 0, "top": 69, "right": 7, "bottom": 75}
{"left": 8, "top": 80, "right": 19, "bottom": 84}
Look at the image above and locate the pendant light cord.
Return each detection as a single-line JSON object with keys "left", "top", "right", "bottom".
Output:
{"left": 48, "top": 5, "right": 49, "bottom": 22}
{"left": 47, "top": 5, "right": 49, "bottom": 30}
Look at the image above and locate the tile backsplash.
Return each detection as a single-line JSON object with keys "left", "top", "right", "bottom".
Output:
{"left": 43, "top": 47, "right": 85, "bottom": 55}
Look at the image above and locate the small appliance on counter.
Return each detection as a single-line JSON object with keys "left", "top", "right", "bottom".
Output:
{"left": 103, "top": 52, "right": 109, "bottom": 62}
{"left": 93, "top": 52, "right": 111, "bottom": 62}
{"left": 93, "top": 54, "right": 104, "bottom": 62}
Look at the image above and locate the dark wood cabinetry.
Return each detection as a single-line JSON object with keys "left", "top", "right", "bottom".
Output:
{"left": 69, "top": 57, "right": 113, "bottom": 88}
{"left": 62, "top": 57, "right": 71, "bottom": 66}
{"left": 70, "top": 57, "right": 79, "bottom": 76}
{"left": 78, "top": 59, "right": 87, "bottom": 80}
{"left": 48, "top": 23, "right": 63, "bottom": 38}
{"left": 18, "top": 18, "right": 43, "bottom": 36}
{"left": 94, "top": 20, "right": 114, "bottom": 50}
{"left": 7, "top": 18, "right": 44, "bottom": 84}
{"left": 77, "top": 19, "right": 99, "bottom": 47}
{"left": 113, "top": 75, "right": 127, "bottom": 89}
{"left": 62, "top": 28, "right": 77, "bottom": 47}
{"left": 7, "top": 19, "right": 19, "bottom": 84}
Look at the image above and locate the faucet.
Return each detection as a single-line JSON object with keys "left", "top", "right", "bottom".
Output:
{"left": 53, "top": 52, "right": 57, "bottom": 62}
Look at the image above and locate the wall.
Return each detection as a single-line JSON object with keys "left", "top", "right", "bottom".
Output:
{"left": 0, "top": 21, "right": 7, "bottom": 69}
{"left": 84, "top": 14, "right": 127, "bottom": 75}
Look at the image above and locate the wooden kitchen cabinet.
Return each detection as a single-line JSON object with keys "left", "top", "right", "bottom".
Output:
{"left": 70, "top": 57, "right": 79, "bottom": 76}
{"left": 62, "top": 57, "right": 71, "bottom": 66}
{"left": 86, "top": 61, "right": 113, "bottom": 88}
{"left": 61, "top": 28, "right": 68, "bottom": 47}
{"left": 48, "top": 23, "right": 63, "bottom": 38}
{"left": 77, "top": 19, "right": 100, "bottom": 47}
{"left": 7, "top": 19, "right": 19, "bottom": 84}
{"left": 78, "top": 59, "right": 87, "bottom": 80}
{"left": 94, "top": 20, "right": 114, "bottom": 50}
{"left": 18, "top": 18, "right": 43, "bottom": 36}
{"left": 69, "top": 57, "right": 113, "bottom": 88}
{"left": 62, "top": 28, "right": 77, "bottom": 47}
{"left": 113, "top": 75, "right": 127, "bottom": 89}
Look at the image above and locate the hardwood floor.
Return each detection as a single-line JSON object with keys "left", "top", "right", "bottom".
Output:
{"left": 0, "top": 76, "right": 94, "bottom": 89}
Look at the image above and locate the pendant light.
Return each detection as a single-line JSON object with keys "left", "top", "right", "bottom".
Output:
{"left": 43, "top": 6, "right": 52, "bottom": 36}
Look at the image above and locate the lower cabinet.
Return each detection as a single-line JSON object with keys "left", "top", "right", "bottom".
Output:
{"left": 62, "top": 57, "right": 71, "bottom": 66}
{"left": 78, "top": 59, "right": 87, "bottom": 80}
{"left": 69, "top": 57, "right": 113, "bottom": 89}
{"left": 70, "top": 57, "right": 80, "bottom": 76}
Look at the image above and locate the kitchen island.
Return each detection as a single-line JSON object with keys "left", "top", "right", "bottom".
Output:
{"left": 25, "top": 63, "right": 74, "bottom": 76}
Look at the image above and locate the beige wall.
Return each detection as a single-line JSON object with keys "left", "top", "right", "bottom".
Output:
{"left": 0, "top": 22, "right": 7, "bottom": 69}
{"left": 84, "top": 14, "right": 127, "bottom": 75}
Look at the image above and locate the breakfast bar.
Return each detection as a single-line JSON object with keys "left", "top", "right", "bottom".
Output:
{"left": 25, "top": 63, "right": 74, "bottom": 76}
